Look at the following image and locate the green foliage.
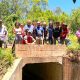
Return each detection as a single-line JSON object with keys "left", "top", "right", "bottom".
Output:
{"left": 67, "top": 34, "right": 80, "bottom": 51}
{"left": 70, "top": 8, "right": 80, "bottom": 33}
{"left": 0, "top": 48, "right": 14, "bottom": 65}
{"left": 0, "top": 0, "right": 80, "bottom": 42}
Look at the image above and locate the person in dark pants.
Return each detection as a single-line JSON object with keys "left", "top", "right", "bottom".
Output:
{"left": 53, "top": 22, "right": 61, "bottom": 45}
{"left": 60, "top": 23, "right": 68, "bottom": 45}
{"left": 43, "top": 22, "right": 47, "bottom": 44}
{"left": 47, "top": 21, "right": 53, "bottom": 44}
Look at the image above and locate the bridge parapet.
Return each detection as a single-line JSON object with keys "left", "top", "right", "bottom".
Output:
{"left": 15, "top": 44, "right": 67, "bottom": 66}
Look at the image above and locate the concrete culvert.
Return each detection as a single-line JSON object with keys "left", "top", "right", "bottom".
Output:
{"left": 22, "top": 62, "right": 63, "bottom": 80}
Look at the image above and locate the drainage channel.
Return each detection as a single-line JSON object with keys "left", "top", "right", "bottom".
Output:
{"left": 22, "top": 62, "right": 63, "bottom": 80}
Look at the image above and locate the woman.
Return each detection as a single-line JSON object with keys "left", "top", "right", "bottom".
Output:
{"left": 12, "top": 22, "right": 22, "bottom": 53}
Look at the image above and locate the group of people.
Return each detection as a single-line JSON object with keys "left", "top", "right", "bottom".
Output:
{"left": 13, "top": 20, "right": 69, "bottom": 45}
{"left": 0, "top": 19, "right": 80, "bottom": 49}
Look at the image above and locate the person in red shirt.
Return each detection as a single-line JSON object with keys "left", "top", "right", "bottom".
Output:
{"left": 60, "top": 23, "right": 68, "bottom": 44}
{"left": 24, "top": 31, "right": 36, "bottom": 44}
{"left": 20, "top": 24, "right": 25, "bottom": 44}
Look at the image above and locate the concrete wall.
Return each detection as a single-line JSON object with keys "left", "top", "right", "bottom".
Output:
{"left": 2, "top": 58, "right": 22, "bottom": 80}
{"left": 63, "top": 57, "right": 80, "bottom": 80}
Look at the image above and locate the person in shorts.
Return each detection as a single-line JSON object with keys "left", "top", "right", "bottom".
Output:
{"left": 35, "top": 21, "right": 44, "bottom": 44}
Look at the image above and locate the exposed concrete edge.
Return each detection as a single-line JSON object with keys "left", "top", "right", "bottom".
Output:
{"left": 22, "top": 56, "right": 63, "bottom": 67}
{"left": 2, "top": 58, "right": 22, "bottom": 80}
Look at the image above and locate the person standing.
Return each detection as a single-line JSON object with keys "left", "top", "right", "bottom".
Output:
{"left": 0, "top": 19, "right": 8, "bottom": 48}
{"left": 43, "top": 22, "right": 47, "bottom": 43}
{"left": 32, "top": 20, "right": 37, "bottom": 39}
{"left": 35, "top": 21, "right": 44, "bottom": 44}
{"left": 24, "top": 20, "right": 34, "bottom": 34}
{"left": 53, "top": 22, "right": 61, "bottom": 45}
{"left": 13, "top": 22, "right": 22, "bottom": 44}
{"left": 47, "top": 21, "right": 53, "bottom": 44}
{"left": 60, "top": 23, "right": 68, "bottom": 45}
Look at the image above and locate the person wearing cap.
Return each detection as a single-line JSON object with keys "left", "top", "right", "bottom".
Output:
{"left": 35, "top": 21, "right": 44, "bottom": 44}
{"left": 47, "top": 21, "right": 53, "bottom": 44}
{"left": 60, "top": 23, "right": 69, "bottom": 45}
{"left": 0, "top": 20, "right": 8, "bottom": 48}
{"left": 53, "top": 22, "right": 61, "bottom": 45}
{"left": 24, "top": 20, "right": 34, "bottom": 34}
{"left": 76, "top": 28, "right": 80, "bottom": 44}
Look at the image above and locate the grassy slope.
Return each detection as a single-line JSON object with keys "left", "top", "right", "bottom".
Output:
{"left": 0, "top": 48, "right": 14, "bottom": 80}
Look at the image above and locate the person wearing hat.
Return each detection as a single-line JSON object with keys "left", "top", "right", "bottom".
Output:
{"left": 24, "top": 20, "right": 34, "bottom": 34}
{"left": 35, "top": 21, "right": 44, "bottom": 44}
{"left": 0, "top": 20, "right": 8, "bottom": 48}
{"left": 60, "top": 23, "right": 69, "bottom": 45}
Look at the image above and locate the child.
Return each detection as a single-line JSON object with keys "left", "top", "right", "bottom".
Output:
{"left": 24, "top": 31, "right": 36, "bottom": 44}
{"left": 76, "top": 28, "right": 80, "bottom": 44}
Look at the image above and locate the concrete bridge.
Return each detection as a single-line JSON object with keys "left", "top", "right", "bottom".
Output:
{"left": 3, "top": 44, "right": 72, "bottom": 80}
{"left": 15, "top": 44, "right": 67, "bottom": 66}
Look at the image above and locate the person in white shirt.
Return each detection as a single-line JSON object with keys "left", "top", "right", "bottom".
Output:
{"left": 13, "top": 22, "right": 22, "bottom": 44}
{"left": 0, "top": 19, "right": 8, "bottom": 48}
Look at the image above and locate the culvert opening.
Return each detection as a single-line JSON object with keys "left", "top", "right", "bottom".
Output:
{"left": 22, "top": 62, "right": 63, "bottom": 80}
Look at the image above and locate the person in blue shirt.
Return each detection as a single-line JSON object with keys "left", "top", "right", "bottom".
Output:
{"left": 47, "top": 21, "right": 53, "bottom": 44}
{"left": 35, "top": 21, "right": 44, "bottom": 44}
{"left": 24, "top": 20, "right": 34, "bottom": 34}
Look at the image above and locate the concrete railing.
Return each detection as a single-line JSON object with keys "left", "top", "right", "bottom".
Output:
{"left": 2, "top": 58, "right": 22, "bottom": 80}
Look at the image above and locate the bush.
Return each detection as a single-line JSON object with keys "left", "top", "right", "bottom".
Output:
{"left": 0, "top": 48, "right": 14, "bottom": 65}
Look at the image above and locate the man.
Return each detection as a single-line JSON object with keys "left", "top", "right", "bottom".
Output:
{"left": 35, "top": 21, "right": 44, "bottom": 44}
{"left": 24, "top": 20, "right": 34, "bottom": 34}
{"left": 47, "top": 21, "right": 53, "bottom": 44}
{"left": 43, "top": 22, "right": 47, "bottom": 43}
{"left": 53, "top": 22, "right": 61, "bottom": 45}
{"left": 0, "top": 19, "right": 8, "bottom": 48}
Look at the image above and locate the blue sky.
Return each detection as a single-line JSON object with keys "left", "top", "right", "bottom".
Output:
{"left": 48, "top": 0, "right": 80, "bottom": 14}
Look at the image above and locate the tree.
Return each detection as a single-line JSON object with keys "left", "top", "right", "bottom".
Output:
{"left": 70, "top": 8, "right": 80, "bottom": 33}
{"left": 54, "top": 7, "right": 62, "bottom": 16}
